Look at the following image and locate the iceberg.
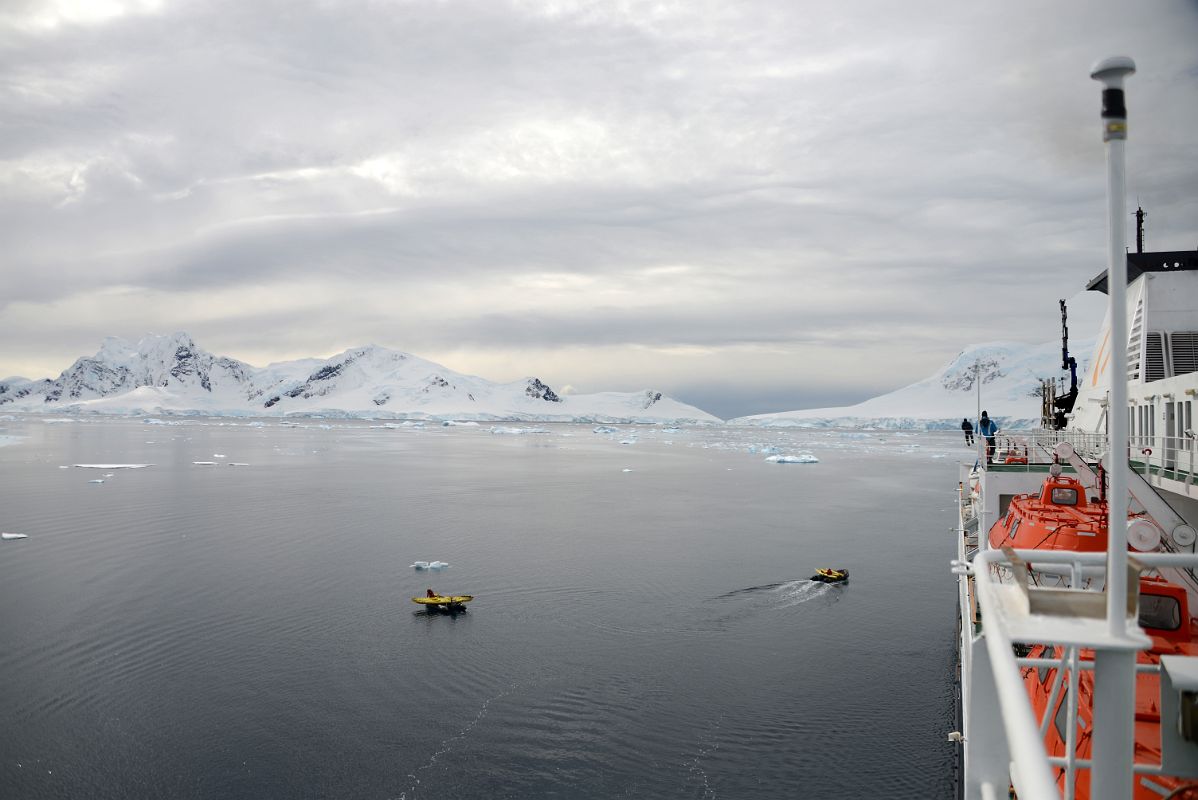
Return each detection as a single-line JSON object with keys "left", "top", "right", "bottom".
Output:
{"left": 1, "top": 532, "right": 28, "bottom": 540}
{"left": 411, "top": 560, "right": 450, "bottom": 570}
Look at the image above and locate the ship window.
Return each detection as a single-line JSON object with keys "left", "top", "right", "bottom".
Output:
{"left": 1051, "top": 488, "right": 1079, "bottom": 505}
{"left": 1139, "top": 594, "right": 1182, "bottom": 631}
{"left": 1008, "top": 518, "right": 1021, "bottom": 540}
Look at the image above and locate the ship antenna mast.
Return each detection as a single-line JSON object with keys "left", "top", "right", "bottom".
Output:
{"left": 1090, "top": 54, "right": 1137, "bottom": 800}
{"left": 1135, "top": 205, "right": 1146, "bottom": 253}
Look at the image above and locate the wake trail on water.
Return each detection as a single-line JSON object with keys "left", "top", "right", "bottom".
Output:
{"left": 394, "top": 680, "right": 533, "bottom": 800}
{"left": 713, "top": 579, "right": 837, "bottom": 609}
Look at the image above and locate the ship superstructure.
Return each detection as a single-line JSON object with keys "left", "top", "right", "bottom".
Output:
{"left": 953, "top": 57, "right": 1198, "bottom": 800}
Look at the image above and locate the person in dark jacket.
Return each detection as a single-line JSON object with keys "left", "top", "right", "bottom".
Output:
{"left": 978, "top": 411, "right": 999, "bottom": 464}
{"left": 961, "top": 418, "right": 974, "bottom": 446}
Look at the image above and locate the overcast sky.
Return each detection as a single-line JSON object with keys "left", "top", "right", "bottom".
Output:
{"left": 2, "top": 0, "right": 1197, "bottom": 418}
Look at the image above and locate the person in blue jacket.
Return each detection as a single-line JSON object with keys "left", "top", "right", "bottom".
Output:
{"left": 978, "top": 411, "right": 998, "bottom": 464}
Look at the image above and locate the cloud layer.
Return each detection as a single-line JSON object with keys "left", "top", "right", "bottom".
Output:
{"left": 2, "top": 0, "right": 1197, "bottom": 417}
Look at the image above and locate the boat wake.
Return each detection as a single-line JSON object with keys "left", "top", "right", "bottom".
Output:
{"left": 713, "top": 579, "right": 844, "bottom": 611}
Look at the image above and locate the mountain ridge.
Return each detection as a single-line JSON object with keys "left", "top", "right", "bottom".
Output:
{"left": 0, "top": 333, "right": 720, "bottom": 424}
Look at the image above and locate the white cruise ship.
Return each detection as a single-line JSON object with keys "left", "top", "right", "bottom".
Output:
{"left": 954, "top": 57, "right": 1198, "bottom": 800}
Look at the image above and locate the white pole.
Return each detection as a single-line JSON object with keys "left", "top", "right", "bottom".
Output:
{"left": 1092, "top": 54, "right": 1134, "bottom": 638}
{"left": 1090, "top": 54, "right": 1137, "bottom": 800}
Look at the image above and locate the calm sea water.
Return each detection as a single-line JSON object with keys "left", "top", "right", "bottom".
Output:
{"left": 0, "top": 417, "right": 963, "bottom": 799}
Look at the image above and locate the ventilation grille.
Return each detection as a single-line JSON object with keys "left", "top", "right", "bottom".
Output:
{"left": 1145, "top": 331, "right": 1166, "bottom": 382}
{"left": 1172, "top": 332, "right": 1198, "bottom": 376}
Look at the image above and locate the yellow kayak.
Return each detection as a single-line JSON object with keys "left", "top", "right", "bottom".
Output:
{"left": 412, "top": 595, "right": 474, "bottom": 605}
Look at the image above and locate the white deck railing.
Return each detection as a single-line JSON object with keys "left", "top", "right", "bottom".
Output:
{"left": 960, "top": 547, "right": 1198, "bottom": 800}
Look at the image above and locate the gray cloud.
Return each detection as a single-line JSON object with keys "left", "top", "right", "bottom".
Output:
{"left": 2, "top": 0, "right": 1197, "bottom": 416}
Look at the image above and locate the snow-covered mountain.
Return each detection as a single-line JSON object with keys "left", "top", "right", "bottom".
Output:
{"left": 0, "top": 333, "right": 720, "bottom": 424}
{"left": 729, "top": 337, "right": 1092, "bottom": 430}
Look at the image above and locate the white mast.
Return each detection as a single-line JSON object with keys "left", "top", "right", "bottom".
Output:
{"left": 1090, "top": 54, "right": 1137, "bottom": 800}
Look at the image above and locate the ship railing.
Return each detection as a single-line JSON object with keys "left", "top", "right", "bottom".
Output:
{"left": 960, "top": 547, "right": 1198, "bottom": 800}
{"left": 981, "top": 429, "right": 1109, "bottom": 471}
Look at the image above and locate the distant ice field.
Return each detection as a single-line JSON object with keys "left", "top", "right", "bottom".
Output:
{"left": 0, "top": 417, "right": 963, "bottom": 799}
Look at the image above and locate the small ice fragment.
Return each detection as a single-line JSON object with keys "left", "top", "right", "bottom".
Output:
{"left": 213, "top": 454, "right": 227, "bottom": 458}
{"left": 428, "top": 561, "right": 449, "bottom": 569}
{"left": 1, "top": 532, "right": 29, "bottom": 540}
{"left": 622, "top": 468, "right": 633, "bottom": 473}
{"left": 411, "top": 561, "right": 430, "bottom": 570}
{"left": 58, "top": 465, "right": 70, "bottom": 469}
{"left": 593, "top": 426, "right": 618, "bottom": 434}
{"left": 73, "top": 464, "right": 152, "bottom": 469}
{"left": 88, "top": 479, "right": 105, "bottom": 483}
{"left": 192, "top": 461, "right": 217, "bottom": 465}
{"left": 104, "top": 473, "right": 114, "bottom": 477}
{"left": 765, "top": 454, "right": 819, "bottom": 464}
{"left": 229, "top": 462, "right": 250, "bottom": 466}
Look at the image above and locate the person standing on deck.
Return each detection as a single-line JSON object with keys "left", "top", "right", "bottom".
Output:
{"left": 961, "top": 418, "right": 974, "bottom": 446}
{"left": 978, "top": 411, "right": 998, "bottom": 464}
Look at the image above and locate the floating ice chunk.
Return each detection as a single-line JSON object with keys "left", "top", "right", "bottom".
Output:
{"left": 2, "top": 532, "right": 28, "bottom": 540}
{"left": 229, "top": 462, "right": 250, "bottom": 466}
{"left": 192, "top": 461, "right": 218, "bottom": 465}
{"left": 428, "top": 561, "right": 450, "bottom": 569}
{"left": 442, "top": 420, "right": 480, "bottom": 427}
{"left": 43, "top": 419, "right": 76, "bottom": 424}
{"left": 593, "top": 426, "right": 618, "bottom": 434}
{"left": 73, "top": 464, "right": 152, "bottom": 469}
{"left": 104, "top": 473, "right": 114, "bottom": 477}
{"left": 622, "top": 468, "right": 633, "bottom": 473}
{"left": 58, "top": 465, "right": 70, "bottom": 469}
{"left": 765, "top": 454, "right": 819, "bottom": 464}
{"left": 411, "top": 561, "right": 430, "bottom": 570}
{"left": 490, "top": 426, "right": 549, "bottom": 435}
{"left": 749, "top": 445, "right": 781, "bottom": 454}
{"left": 88, "top": 479, "right": 105, "bottom": 483}
{"left": 213, "top": 454, "right": 227, "bottom": 458}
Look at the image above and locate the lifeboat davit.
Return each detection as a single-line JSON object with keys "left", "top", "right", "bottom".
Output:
{"left": 1024, "top": 576, "right": 1198, "bottom": 798}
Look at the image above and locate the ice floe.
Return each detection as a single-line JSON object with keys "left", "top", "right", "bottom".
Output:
{"left": 441, "top": 421, "right": 480, "bottom": 427}
{"left": 192, "top": 461, "right": 218, "bottom": 465}
{"left": 73, "top": 463, "right": 152, "bottom": 469}
{"left": 593, "top": 426, "right": 619, "bottom": 434}
{"left": 88, "top": 479, "right": 105, "bottom": 483}
{"left": 229, "top": 462, "right": 250, "bottom": 466}
{"left": 490, "top": 426, "right": 549, "bottom": 435}
{"left": 411, "top": 561, "right": 450, "bottom": 570}
{"left": 2, "top": 532, "right": 28, "bottom": 540}
{"left": 765, "top": 454, "right": 819, "bottom": 464}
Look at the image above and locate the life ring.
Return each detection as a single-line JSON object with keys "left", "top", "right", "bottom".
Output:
{"left": 1143, "top": 448, "right": 1153, "bottom": 456}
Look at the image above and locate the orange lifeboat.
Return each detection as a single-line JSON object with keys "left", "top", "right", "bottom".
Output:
{"left": 988, "top": 475, "right": 1108, "bottom": 552}
{"left": 1023, "top": 577, "right": 1198, "bottom": 798}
